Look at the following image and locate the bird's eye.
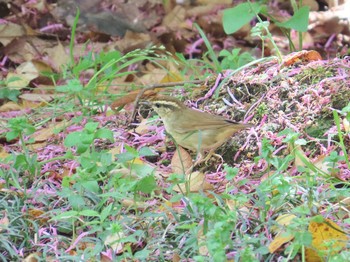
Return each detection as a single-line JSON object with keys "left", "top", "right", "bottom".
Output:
{"left": 155, "top": 103, "right": 160, "bottom": 108}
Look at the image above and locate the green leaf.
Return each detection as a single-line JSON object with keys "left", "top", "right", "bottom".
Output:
{"left": 56, "top": 79, "right": 83, "bottom": 93}
{"left": 95, "top": 128, "right": 114, "bottom": 142}
{"left": 295, "top": 139, "right": 307, "bottom": 145}
{"left": 277, "top": 6, "right": 310, "bottom": 32}
{"left": 100, "top": 203, "right": 113, "bottom": 222}
{"left": 64, "top": 132, "right": 82, "bottom": 147}
{"left": 124, "top": 145, "right": 138, "bottom": 156}
{"left": 224, "top": 165, "right": 239, "bottom": 180}
{"left": 84, "top": 122, "right": 99, "bottom": 133}
{"left": 0, "top": 88, "right": 20, "bottom": 102}
{"left": 223, "top": 2, "right": 262, "bottom": 34}
{"left": 81, "top": 180, "right": 100, "bottom": 193}
{"left": 135, "top": 175, "right": 156, "bottom": 194}
{"left": 5, "top": 130, "right": 20, "bottom": 141}
{"left": 79, "top": 209, "right": 100, "bottom": 217}
{"left": 138, "top": 147, "right": 156, "bottom": 157}
{"left": 68, "top": 194, "right": 86, "bottom": 210}
{"left": 51, "top": 210, "right": 79, "bottom": 220}
{"left": 116, "top": 152, "right": 136, "bottom": 163}
{"left": 219, "top": 49, "right": 231, "bottom": 57}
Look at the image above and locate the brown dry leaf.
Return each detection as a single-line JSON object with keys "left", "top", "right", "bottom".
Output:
{"left": 160, "top": 200, "right": 184, "bottom": 215}
{"left": 225, "top": 199, "right": 251, "bottom": 215}
{"left": 0, "top": 22, "right": 37, "bottom": 46}
{"left": 6, "top": 60, "right": 52, "bottom": 88}
{"left": 0, "top": 99, "right": 47, "bottom": 115}
{"left": 137, "top": 68, "right": 169, "bottom": 86}
{"left": 0, "top": 211, "right": 9, "bottom": 233}
{"left": 292, "top": 32, "right": 314, "bottom": 50}
{"left": 293, "top": 144, "right": 342, "bottom": 178}
{"left": 44, "top": 41, "right": 70, "bottom": 72}
{"left": 21, "top": 100, "right": 47, "bottom": 109}
{"left": 135, "top": 118, "right": 152, "bottom": 134}
{"left": 269, "top": 214, "right": 297, "bottom": 253}
{"left": 105, "top": 232, "right": 125, "bottom": 254}
{"left": 312, "top": 154, "right": 341, "bottom": 178}
{"left": 196, "top": 0, "right": 232, "bottom": 4}
{"left": 27, "top": 141, "right": 47, "bottom": 151}
{"left": 114, "top": 31, "right": 152, "bottom": 53}
{"left": 162, "top": 5, "right": 186, "bottom": 31}
{"left": 197, "top": 227, "right": 209, "bottom": 256}
{"left": 25, "top": 0, "right": 47, "bottom": 12}
{"left": 0, "top": 101, "right": 22, "bottom": 112}
{"left": 171, "top": 147, "right": 193, "bottom": 174}
{"left": 33, "top": 121, "right": 67, "bottom": 142}
{"left": 186, "top": 4, "right": 218, "bottom": 18}
{"left": 306, "top": 218, "right": 348, "bottom": 261}
{"left": 27, "top": 208, "right": 49, "bottom": 224}
{"left": 110, "top": 90, "right": 157, "bottom": 109}
{"left": 172, "top": 252, "right": 181, "bottom": 262}
{"left": 174, "top": 171, "right": 214, "bottom": 193}
{"left": 23, "top": 252, "right": 42, "bottom": 262}
{"left": 0, "top": 147, "right": 9, "bottom": 159}
{"left": 4, "top": 38, "right": 51, "bottom": 64}
{"left": 160, "top": 71, "right": 184, "bottom": 83}
{"left": 343, "top": 118, "right": 350, "bottom": 132}
{"left": 19, "top": 93, "right": 56, "bottom": 103}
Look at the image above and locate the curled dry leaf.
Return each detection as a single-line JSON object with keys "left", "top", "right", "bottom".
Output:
{"left": 173, "top": 171, "right": 214, "bottom": 193}
{"left": 171, "top": 147, "right": 193, "bottom": 174}
{"left": 33, "top": 121, "right": 67, "bottom": 142}
{"left": 0, "top": 101, "right": 22, "bottom": 112}
{"left": 0, "top": 211, "right": 9, "bottom": 233}
{"left": 6, "top": 60, "right": 52, "bottom": 88}
{"left": 0, "top": 22, "right": 37, "bottom": 46}
{"left": 282, "top": 50, "right": 322, "bottom": 67}
{"left": 105, "top": 232, "right": 125, "bottom": 254}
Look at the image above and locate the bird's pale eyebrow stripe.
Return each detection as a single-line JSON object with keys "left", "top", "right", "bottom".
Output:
{"left": 153, "top": 101, "right": 181, "bottom": 108}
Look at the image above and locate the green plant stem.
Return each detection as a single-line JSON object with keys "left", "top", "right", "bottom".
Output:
{"left": 69, "top": 8, "right": 80, "bottom": 65}
{"left": 333, "top": 111, "right": 350, "bottom": 168}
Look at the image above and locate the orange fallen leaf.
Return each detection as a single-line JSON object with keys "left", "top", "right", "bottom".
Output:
{"left": 282, "top": 50, "right": 322, "bottom": 67}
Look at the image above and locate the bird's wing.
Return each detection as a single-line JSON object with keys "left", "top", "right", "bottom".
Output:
{"left": 172, "top": 108, "right": 251, "bottom": 133}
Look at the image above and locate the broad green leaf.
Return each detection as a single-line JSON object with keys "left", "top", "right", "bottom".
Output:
{"left": 135, "top": 175, "right": 156, "bottom": 194}
{"left": 95, "top": 128, "right": 114, "bottom": 142}
{"left": 138, "top": 147, "right": 156, "bottom": 157}
{"left": 277, "top": 6, "right": 310, "bottom": 32}
{"left": 223, "top": 2, "right": 262, "bottom": 34}
{"left": 84, "top": 122, "right": 99, "bottom": 133}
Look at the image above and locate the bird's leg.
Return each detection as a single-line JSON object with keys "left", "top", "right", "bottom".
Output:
{"left": 193, "top": 149, "right": 223, "bottom": 166}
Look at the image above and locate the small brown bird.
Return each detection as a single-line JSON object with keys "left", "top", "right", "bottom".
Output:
{"left": 147, "top": 95, "right": 252, "bottom": 163}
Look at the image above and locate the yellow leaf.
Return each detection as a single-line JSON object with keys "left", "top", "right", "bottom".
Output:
{"left": 269, "top": 214, "right": 297, "bottom": 253}
{"left": 271, "top": 214, "right": 297, "bottom": 233}
{"left": 269, "top": 232, "right": 295, "bottom": 253}
{"left": 306, "top": 218, "right": 349, "bottom": 261}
